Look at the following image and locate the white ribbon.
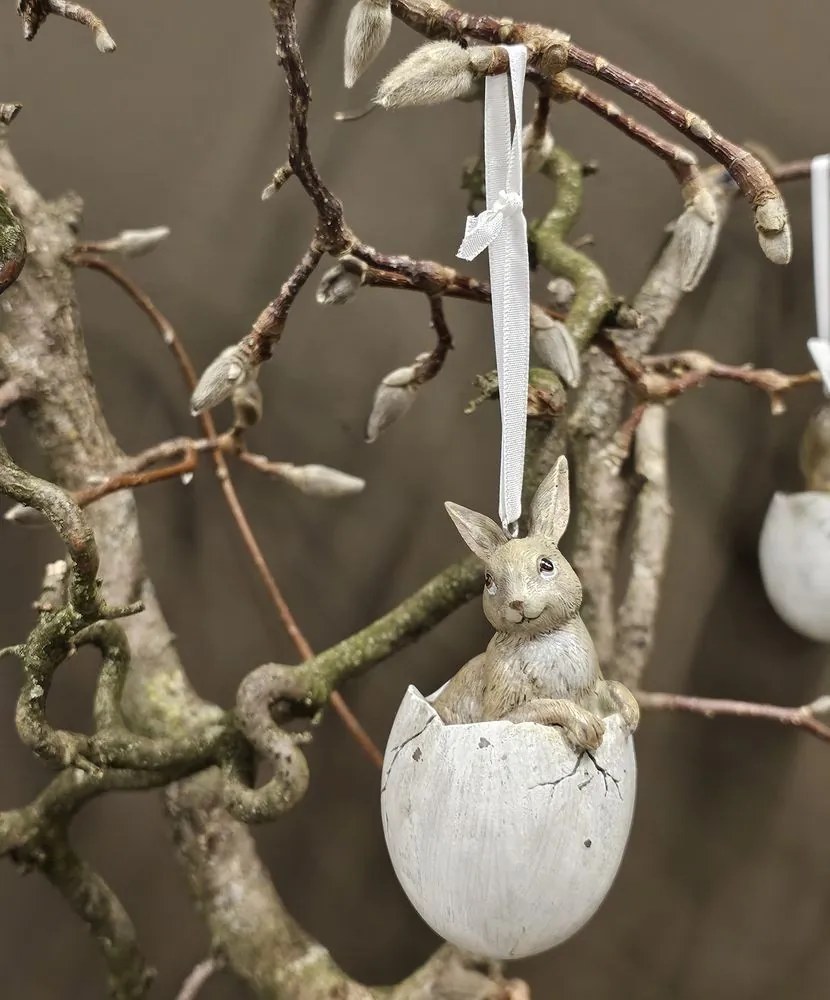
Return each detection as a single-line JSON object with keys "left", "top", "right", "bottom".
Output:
{"left": 457, "top": 44, "right": 529, "bottom": 533}
{"left": 808, "top": 154, "right": 830, "bottom": 394}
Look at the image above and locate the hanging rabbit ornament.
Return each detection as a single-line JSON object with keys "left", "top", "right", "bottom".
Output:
{"left": 760, "top": 155, "right": 830, "bottom": 642}
{"left": 380, "top": 45, "right": 639, "bottom": 961}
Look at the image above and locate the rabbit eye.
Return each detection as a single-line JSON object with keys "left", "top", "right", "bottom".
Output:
{"left": 484, "top": 572, "right": 497, "bottom": 595}
{"left": 538, "top": 556, "right": 556, "bottom": 578}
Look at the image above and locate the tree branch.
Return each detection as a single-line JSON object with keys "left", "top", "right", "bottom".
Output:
{"left": 638, "top": 691, "right": 830, "bottom": 743}
{"left": 614, "top": 405, "right": 671, "bottom": 690}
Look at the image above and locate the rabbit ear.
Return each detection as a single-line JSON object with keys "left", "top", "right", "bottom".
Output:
{"left": 445, "top": 502, "right": 507, "bottom": 560}
{"left": 529, "top": 455, "right": 570, "bottom": 542}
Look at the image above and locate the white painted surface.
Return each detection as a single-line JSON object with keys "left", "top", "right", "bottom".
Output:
{"left": 380, "top": 685, "right": 636, "bottom": 960}
{"left": 760, "top": 491, "right": 830, "bottom": 642}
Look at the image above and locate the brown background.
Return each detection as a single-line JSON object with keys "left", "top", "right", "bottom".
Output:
{"left": 2, "top": 1, "right": 830, "bottom": 997}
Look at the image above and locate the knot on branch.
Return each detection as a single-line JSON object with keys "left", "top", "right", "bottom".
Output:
{"left": 527, "top": 27, "right": 571, "bottom": 79}
{"left": 227, "top": 664, "right": 313, "bottom": 823}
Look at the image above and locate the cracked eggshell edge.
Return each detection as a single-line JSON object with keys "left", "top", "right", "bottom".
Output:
{"left": 380, "top": 684, "right": 637, "bottom": 960}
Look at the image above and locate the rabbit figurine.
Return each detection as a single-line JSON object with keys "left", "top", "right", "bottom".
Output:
{"left": 433, "top": 455, "right": 639, "bottom": 748}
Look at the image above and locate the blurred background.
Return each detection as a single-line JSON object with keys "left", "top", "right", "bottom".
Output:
{"left": 2, "top": 1, "right": 830, "bottom": 997}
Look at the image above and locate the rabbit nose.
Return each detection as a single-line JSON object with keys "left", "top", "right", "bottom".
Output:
{"left": 509, "top": 600, "right": 525, "bottom": 613}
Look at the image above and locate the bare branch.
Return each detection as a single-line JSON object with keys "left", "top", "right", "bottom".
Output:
{"left": 390, "top": 1, "right": 790, "bottom": 262}
{"left": 638, "top": 691, "right": 830, "bottom": 743}
{"left": 604, "top": 341, "right": 822, "bottom": 415}
{"left": 23, "top": 832, "right": 154, "bottom": 999}
{"left": 615, "top": 406, "right": 671, "bottom": 690}
{"left": 17, "top": 0, "right": 116, "bottom": 52}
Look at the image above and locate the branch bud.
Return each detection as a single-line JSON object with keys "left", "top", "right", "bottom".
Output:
{"left": 530, "top": 307, "right": 581, "bottom": 387}
{"left": 365, "top": 362, "right": 421, "bottom": 442}
{"left": 3, "top": 502, "right": 47, "bottom": 527}
{"left": 0, "top": 104, "right": 22, "bottom": 125}
{"left": 232, "top": 377, "right": 263, "bottom": 430}
{"left": 375, "top": 42, "right": 491, "bottom": 110}
{"left": 344, "top": 0, "right": 392, "bottom": 88}
{"left": 190, "top": 345, "right": 256, "bottom": 415}
{"left": 94, "top": 226, "right": 171, "bottom": 257}
{"left": 522, "top": 125, "right": 555, "bottom": 174}
{"left": 315, "top": 255, "right": 366, "bottom": 305}
{"left": 673, "top": 208, "right": 717, "bottom": 292}
{"left": 274, "top": 463, "right": 366, "bottom": 498}
{"left": 94, "top": 26, "right": 116, "bottom": 54}
{"left": 754, "top": 193, "right": 792, "bottom": 265}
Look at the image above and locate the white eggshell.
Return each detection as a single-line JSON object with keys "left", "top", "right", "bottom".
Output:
{"left": 759, "top": 491, "right": 830, "bottom": 642}
{"left": 380, "top": 685, "right": 636, "bottom": 959}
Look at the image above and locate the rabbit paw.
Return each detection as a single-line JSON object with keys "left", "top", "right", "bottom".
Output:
{"left": 560, "top": 708, "right": 606, "bottom": 751}
{"left": 604, "top": 680, "right": 640, "bottom": 733}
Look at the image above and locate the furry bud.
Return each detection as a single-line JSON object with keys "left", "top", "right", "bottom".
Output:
{"left": 316, "top": 256, "right": 366, "bottom": 305}
{"left": 365, "top": 363, "right": 422, "bottom": 442}
{"left": 0, "top": 104, "right": 22, "bottom": 125}
{"left": 274, "top": 463, "right": 366, "bottom": 498}
{"left": 232, "top": 378, "right": 263, "bottom": 430}
{"left": 4, "top": 503, "right": 46, "bottom": 527}
{"left": 672, "top": 205, "right": 717, "bottom": 292}
{"left": 344, "top": 0, "right": 392, "bottom": 88}
{"left": 94, "top": 226, "right": 170, "bottom": 257}
{"left": 94, "top": 26, "right": 116, "bottom": 53}
{"left": 754, "top": 194, "right": 792, "bottom": 265}
{"left": 522, "top": 125, "right": 555, "bottom": 173}
{"left": 530, "top": 308, "right": 581, "bottom": 387}
{"left": 375, "top": 41, "right": 485, "bottom": 109}
{"left": 190, "top": 346, "right": 255, "bottom": 415}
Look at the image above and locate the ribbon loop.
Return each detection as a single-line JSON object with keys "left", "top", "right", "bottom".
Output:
{"left": 456, "top": 44, "right": 530, "bottom": 532}
{"left": 811, "top": 154, "right": 830, "bottom": 394}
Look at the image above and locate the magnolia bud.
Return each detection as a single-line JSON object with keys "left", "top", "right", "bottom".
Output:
{"left": 0, "top": 104, "right": 22, "bottom": 125}
{"left": 365, "top": 363, "right": 422, "bottom": 442}
{"left": 4, "top": 503, "right": 47, "bottom": 526}
{"left": 754, "top": 194, "right": 792, "bottom": 265}
{"left": 522, "top": 125, "right": 555, "bottom": 174}
{"left": 261, "top": 164, "right": 293, "bottom": 201}
{"left": 232, "top": 378, "right": 264, "bottom": 430}
{"left": 344, "top": 0, "right": 392, "bottom": 88}
{"left": 275, "top": 463, "right": 366, "bottom": 498}
{"left": 672, "top": 205, "right": 717, "bottom": 292}
{"left": 375, "top": 42, "right": 485, "bottom": 110}
{"left": 530, "top": 309, "right": 581, "bottom": 388}
{"left": 94, "top": 26, "right": 116, "bottom": 54}
{"left": 191, "top": 346, "right": 255, "bottom": 415}
{"left": 94, "top": 226, "right": 170, "bottom": 257}
{"left": 316, "top": 256, "right": 366, "bottom": 305}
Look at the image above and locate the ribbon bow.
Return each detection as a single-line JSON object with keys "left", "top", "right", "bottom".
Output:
{"left": 809, "top": 154, "right": 830, "bottom": 394}
{"left": 457, "top": 44, "right": 530, "bottom": 533}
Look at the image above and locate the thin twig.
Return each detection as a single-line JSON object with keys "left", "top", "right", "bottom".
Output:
{"left": 638, "top": 691, "right": 830, "bottom": 743}
{"left": 175, "top": 956, "right": 223, "bottom": 1000}
{"left": 415, "top": 295, "right": 454, "bottom": 383}
{"left": 78, "top": 255, "right": 382, "bottom": 768}
{"left": 604, "top": 341, "right": 822, "bottom": 414}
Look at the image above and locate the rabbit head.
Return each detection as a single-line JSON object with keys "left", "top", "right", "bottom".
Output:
{"left": 445, "top": 456, "right": 583, "bottom": 634}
